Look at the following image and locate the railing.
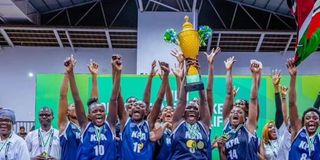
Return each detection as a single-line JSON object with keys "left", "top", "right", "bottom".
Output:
{"left": 14, "top": 121, "right": 35, "bottom": 134}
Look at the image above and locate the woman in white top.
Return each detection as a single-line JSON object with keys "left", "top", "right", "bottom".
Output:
{"left": 0, "top": 108, "right": 30, "bottom": 160}
{"left": 260, "top": 70, "right": 291, "bottom": 160}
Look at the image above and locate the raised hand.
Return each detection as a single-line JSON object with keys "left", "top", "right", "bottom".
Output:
{"left": 280, "top": 85, "right": 288, "bottom": 96}
{"left": 186, "top": 58, "right": 200, "bottom": 72}
{"left": 271, "top": 69, "right": 281, "bottom": 86}
{"left": 150, "top": 60, "right": 158, "bottom": 77}
{"left": 64, "top": 54, "right": 76, "bottom": 73}
{"left": 232, "top": 86, "right": 240, "bottom": 98}
{"left": 171, "top": 63, "right": 183, "bottom": 79}
{"left": 170, "top": 49, "right": 184, "bottom": 64}
{"left": 286, "top": 58, "right": 297, "bottom": 77}
{"left": 224, "top": 56, "right": 236, "bottom": 71}
{"left": 88, "top": 59, "right": 99, "bottom": 75}
{"left": 203, "top": 47, "right": 221, "bottom": 64}
{"left": 111, "top": 54, "right": 122, "bottom": 72}
{"left": 159, "top": 61, "right": 170, "bottom": 76}
{"left": 250, "top": 59, "right": 262, "bottom": 76}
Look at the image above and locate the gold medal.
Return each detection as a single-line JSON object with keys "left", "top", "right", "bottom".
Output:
{"left": 197, "top": 141, "right": 204, "bottom": 149}
{"left": 186, "top": 140, "right": 193, "bottom": 148}
{"left": 138, "top": 143, "right": 144, "bottom": 150}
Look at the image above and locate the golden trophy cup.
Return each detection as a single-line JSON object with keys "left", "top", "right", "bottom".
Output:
{"left": 178, "top": 16, "right": 204, "bottom": 91}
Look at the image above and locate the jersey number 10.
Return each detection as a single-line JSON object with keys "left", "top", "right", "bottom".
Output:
{"left": 94, "top": 145, "right": 105, "bottom": 156}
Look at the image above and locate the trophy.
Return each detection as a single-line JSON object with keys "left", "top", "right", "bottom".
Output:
{"left": 164, "top": 16, "right": 212, "bottom": 91}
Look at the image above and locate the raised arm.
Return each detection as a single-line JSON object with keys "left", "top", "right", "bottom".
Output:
{"left": 222, "top": 56, "right": 236, "bottom": 122}
{"left": 272, "top": 69, "right": 283, "bottom": 129}
{"left": 111, "top": 55, "right": 128, "bottom": 130}
{"left": 143, "top": 60, "right": 157, "bottom": 113}
{"left": 107, "top": 56, "right": 122, "bottom": 129}
{"left": 172, "top": 77, "right": 187, "bottom": 130}
{"left": 246, "top": 60, "right": 262, "bottom": 134}
{"left": 313, "top": 91, "right": 320, "bottom": 109}
{"left": 58, "top": 73, "right": 69, "bottom": 133}
{"left": 88, "top": 59, "right": 99, "bottom": 98}
{"left": 203, "top": 47, "right": 220, "bottom": 117}
{"left": 170, "top": 49, "right": 185, "bottom": 87}
{"left": 148, "top": 61, "right": 169, "bottom": 130}
{"left": 171, "top": 63, "right": 183, "bottom": 98}
{"left": 287, "top": 58, "right": 300, "bottom": 139}
{"left": 280, "top": 85, "right": 289, "bottom": 126}
{"left": 65, "top": 55, "right": 88, "bottom": 130}
{"left": 199, "top": 89, "right": 210, "bottom": 131}
{"left": 166, "top": 77, "right": 174, "bottom": 107}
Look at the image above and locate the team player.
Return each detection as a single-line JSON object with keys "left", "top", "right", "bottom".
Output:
{"left": 218, "top": 60, "right": 262, "bottom": 160}
{"left": 0, "top": 108, "right": 30, "bottom": 160}
{"left": 286, "top": 58, "right": 320, "bottom": 160}
{"left": 170, "top": 59, "right": 211, "bottom": 159}
{"left": 118, "top": 60, "right": 169, "bottom": 160}
{"left": 221, "top": 56, "right": 237, "bottom": 134}
{"left": 203, "top": 47, "right": 220, "bottom": 159}
{"left": 65, "top": 55, "right": 120, "bottom": 160}
{"left": 58, "top": 59, "right": 99, "bottom": 160}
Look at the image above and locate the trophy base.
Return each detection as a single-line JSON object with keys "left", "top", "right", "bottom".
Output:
{"left": 185, "top": 74, "right": 204, "bottom": 91}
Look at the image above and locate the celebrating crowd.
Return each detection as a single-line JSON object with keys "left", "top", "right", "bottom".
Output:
{"left": 1, "top": 47, "right": 320, "bottom": 160}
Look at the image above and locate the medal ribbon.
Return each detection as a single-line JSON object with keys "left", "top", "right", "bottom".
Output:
{"left": 38, "top": 129, "right": 54, "bottom": 156}
{"left": 95, "top": 125, "right": 104, "bottom": 145}
{"left": 0, "top": 133, "right": 12, "bottom": 160}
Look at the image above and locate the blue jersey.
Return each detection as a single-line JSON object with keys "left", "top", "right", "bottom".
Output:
{"left": 60, "top": 121, "right": 81, "bottom": 160}
{"left": 156, "top": 128, "right": 172, "bottom": 160}
{"left": 115, "top": 122, "right": 121, "bottom": 160}
{"left": 289, "top": 127, "right": 320, "bottom": 160}
{"left": 225, "top": 124, "right": 258, "bottom": 160}
{"left": 76, "top": 122, "right": 116, "bottom": 160}
{"left": 121, "top": 118, "right": 154, "bottom": 160}
{"left": 207, "top": 128, "right": 212, "bottom": 160}
{"left": 171, "top": 121, "right": 209, "bottom": 160}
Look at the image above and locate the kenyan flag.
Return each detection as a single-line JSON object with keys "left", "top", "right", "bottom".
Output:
{"left": 287, "top": 0, "right": 320, "bottom": 65}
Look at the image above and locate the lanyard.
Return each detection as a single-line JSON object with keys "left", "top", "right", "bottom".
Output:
{"left": 95, "top": 125, "right": 104, "bottom": 145}
{"left": 38, "top": 129, "right": 54, "bottom": 155}
{"left": 186, "top": 123, "right": 200, "bottom": 139}
{"left": 230, "top": 124, "right": 243, "bottom": 134}
{"left": 0, "top": 133, "right": 12, "bottom": 160}
{"left": 269, "top": 140, "right": 278, "bottom": 158}
{"left": 306, "top": 134, "right": 315, "bottom": 157}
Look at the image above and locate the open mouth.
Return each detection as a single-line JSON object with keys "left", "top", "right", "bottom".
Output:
{"left": 95, "top": 115, "right": 104, "bottom": 123}
{"left": 165, "top": 113, "right": 172, "bottom": 118}
{"left": 133, "top": 110, "right": 141, "bottom": 117}
{"left": 233, "top": 116, "right": 239, "bottom": 120}
{"left": 307, "top": 123, "right": 317, "bottom": 131}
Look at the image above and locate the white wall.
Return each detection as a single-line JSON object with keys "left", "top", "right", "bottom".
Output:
{"left": 0, "top": 47, "right": 136, "bottom": 120}
{"left": 137, "top": 12, "right": 197, "bottom": 74}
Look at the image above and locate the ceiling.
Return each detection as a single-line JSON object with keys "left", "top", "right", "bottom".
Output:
{"left": 0, "top": 0, "right": 304, "bottom": 52}
{"left": 3, "top": 26, "right": 318, "bottom": 53}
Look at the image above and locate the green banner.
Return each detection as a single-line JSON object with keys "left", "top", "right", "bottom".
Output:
{"left": 36, "top": 74, "right": 320, "bottom": 159}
